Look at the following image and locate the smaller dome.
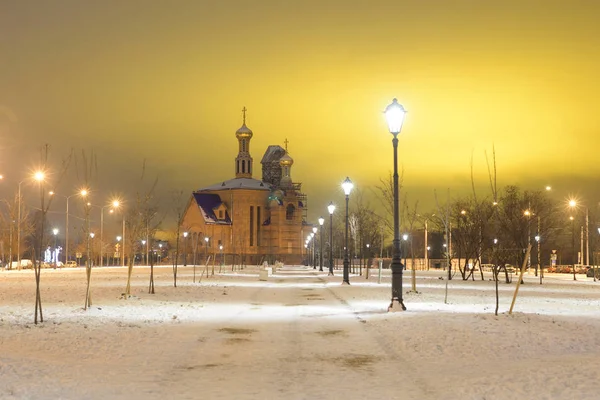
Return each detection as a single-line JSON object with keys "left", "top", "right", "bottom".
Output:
{"left": 236, "top": 123, "right": 253, "bottom": 139}
{"left": 279, "top": 153, "right": 294, "bottom": 166}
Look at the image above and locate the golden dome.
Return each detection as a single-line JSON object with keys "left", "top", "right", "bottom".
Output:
{"left": 279, "top": 153, "right": 294, "bottom": 166}
{"left": 236, "top": 123, "right": 253, "bottom": 139}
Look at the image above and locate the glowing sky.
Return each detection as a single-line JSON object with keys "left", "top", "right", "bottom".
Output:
{"left": 1, "top": 1, "right": 599, "bottom": 220}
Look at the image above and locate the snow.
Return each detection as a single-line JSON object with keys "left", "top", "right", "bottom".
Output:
{"left": 1, "top": 265, "right": 600, "bottom": 399}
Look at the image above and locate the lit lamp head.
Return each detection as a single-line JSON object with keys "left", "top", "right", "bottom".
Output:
{"left": 569, "top": 199, "right": 577, "bottom": 208}
{"left": 204, "top": 237, "right": 209, "bottom": 243}
{"left": 34, "top": 171, "right": 45, "bottom": 182}
{"left": 524, "top": 210, "right": 531, "bottom": 217}
{"left": 327, "top": 202, "right": 335, "bottom": 215}
{"left": 318, "top": 217, "right": 324, "bottom": 226}
{"left": 341, "top": 177, "right": 353, "bottom": 196}
{"left": 80, "top": 189, "right": 88, "bottom": 197}
{"left": 493, "top": 238, "right": 498, "bottom": 244}
{"left": 310, "top": 232, "right": 315, "bottom": 238}
{"left": 159, "top": 243, "right": 163, "bottom": 248}
{"left": 427, "top": 246, "right": 430, "bottom": 251}
{"left": 112, "top": 199, "right": 120, "bottom": 208}
{"left": 402, "top": 234, "right": 408, "bottom": 241}
{"left": 384, "top": 98, "right": 407, "bottom": 135}
{"left": 52, "top": 228, "right": 59, "bottom": 236}
{"left": 312, "top": 226, "right": 318, "bottom": 234}
{"left": 546, "top": 186, "right": 552, "bottom": 191}
{"left": 90, "top": 232, "right": 95, "bottom": 238}
{"left": 183, "top": 231, "right": 188, "bottom": 238}
{"left": 141, "top": 240, "right": 146, "bottom": 245}
{"left": 219, "top": 245, "right": 223, "bottom": 250}
{"left": 306, "top": 235, "right": 311, "bottom": 241}
{"left": 535, "top": 235, "right": 540, "bottom": 242}
{"left": 116, "top": 236, "right": 122, "bottom": 242}
{"left": 366, "top": 244, "right": 370, "bottom": 248}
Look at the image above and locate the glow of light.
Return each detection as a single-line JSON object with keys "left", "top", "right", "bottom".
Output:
{"left": 327, "top": 202, "right": 335, "bottom": 215}
{"left": 524, "top": 210, "right": 531, "bottom": 216}
{"left": 341, "top": 177, "right": 353, "bottom": 196}
{"left": 90, "top": 232, "right": 95, "bottom": 238}
{"left": 80, "top": 189, "right": 88, "bottom": 197}
{"left": 34, "top": 171, "right": 45, "bottom": 181}
{"left": 460, "top": 210, "right": 466, "bottom": 215}
{"left": 312, "top": 227, "right": 318, "bottom": 234}
{"left": 116, "top": 236, "right": 122, "bottom": 242}
{"left": 52, "top": 228, "right": 59, "bottom": 235}
{"left": 535, "top": 235, "right": 540, "bottom": 242}
{"left": 546, "top": 186, "right": 552, "bottom": 191}
{"left": 402, "top": 234, "right": 408, "bottom": 241}
{"left": 112, "top": 199, "right": 120, "bottom": 208}
{"left": 384, "top": 98, "right": 407, "bottom": 135}
{"left": 141, "top": 240, "right": 146, "bottom": 245}
{"left": 318, "top": 217, "right": 324, "bottom": 226}
{"left": 204, "top": 237, "right": 209, "bottom": 242}
{"left": 183, "top": 231, "right": 188, "bottom": 238}
{"left": 569, "top": 199, "right": 577, "bottom": 208}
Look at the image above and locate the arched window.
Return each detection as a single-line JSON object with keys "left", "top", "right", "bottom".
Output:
{"left": 242, "top": 160, "right": 246, "bottom": 173}
{"left": 286, "top": 204, "right": 295, "bottom": 220}
{"left": 241, "top": 139, "right": 246, "bottom": 152}
{"left": 236, "top": 160, "right": 239, "bottom": 174}
{"left": 248, "top": 161, "right": 252, "bottom": 174}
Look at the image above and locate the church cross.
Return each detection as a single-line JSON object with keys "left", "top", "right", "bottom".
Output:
{"left": 284, "top": 138, "right": 289, "bottom": 152}
{"left": 242, "top": 106, "right": 247, "bottom": 124}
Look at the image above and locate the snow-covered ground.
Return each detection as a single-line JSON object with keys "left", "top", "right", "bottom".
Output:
{"left": 1, "top": 264, "right": 600, "bottom": 400}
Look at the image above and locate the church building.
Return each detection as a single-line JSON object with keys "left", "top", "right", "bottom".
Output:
{"left": 180, "top": 108, "right": 310, "bottom": 265}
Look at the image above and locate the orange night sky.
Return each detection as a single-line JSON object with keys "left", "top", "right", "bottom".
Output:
{"left": 1, "top": 0, "right": 599, "bottom": 220}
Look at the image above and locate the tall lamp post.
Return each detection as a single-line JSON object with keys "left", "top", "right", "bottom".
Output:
{"left": 17, "top": 172, "right": 45, "bottom": 266}
{"left": 141, "top": 240, "right": 147, "bottom": 265}
{"left": 183, "top": 231, "right": 188, "bottom": 266}
{"left": 100, "top": 199, "right": 120, "bottom": 268}
{"left": 52, "top": 228, "right": 59, "bottom": 268}
{"left": 116, "top": 236, "right": 122, "bottom": 265}
{"left": 341, "top": 177, "right": 354, "bottom": 285}
{"left": 384, "top": 98, "right": 407, "bottom": 311}
{"left": 327, "top": 202, "right": 335, "bottom": 276}
{"left": 318, "top": 217, "right": 325, "bottom": 271}
{"left": 312, "top": 227, "right": 318, "bottom": 269}
{"left": 49, "top": 188, "right": 88, "bottom": 264}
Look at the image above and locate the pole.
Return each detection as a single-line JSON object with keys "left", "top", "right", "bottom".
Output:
{"left": 538, "top": 216, "right": 542, "bottom": 284}
{"left": 586, "top": 208, "right": 589, "bottom": 266}
{"left": 66, "top": 197, "right": 69, "bottom": 264}
{"left": 424, "top": 219, "right": 428, "bottom": 270}
{"left": 328, "top": 212, "right": 334, "bottom": 276}
{"left": 343, "top": 194, "right": 350, "bottom": 284}
{"left": 319, "top": 223, "right": 324, "bottom": 272}
{"left": 17, "top": 182, "right": 21, "bottom": 267}
{"left": 121, "top": 216, "right": 125, "bottom": 267}
{"left": 100, "top": 207, "right": 104, "bottom": 267}
{"left": 389, "top": 134, "right": 405, "bottom": 310}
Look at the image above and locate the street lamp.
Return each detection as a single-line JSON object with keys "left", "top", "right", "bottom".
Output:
{"left": 99, "top": 199, "right": 121, "bottom": 268}
{"left": 312, "top": 226, "right": 318, "bottom": 269}
{"left": 158, "top": 243, "right": 163, "bottom": 263}
{"left": 318, "top": 217, "right": 325, "bottom": 272}
{"left": 204, "top": 236, "right": 209, "bottom": 267}
{"left": 183, "top": 231, "right": 189, "bottom": 266}
{"left": 384, "top": 98, "right": 407, "bottom": 311}
{"left": 52, "top": 228, "right": 59, "bottom": 268}
{"left": 341, "top": 177, "right": 353, "bottom": 284}
{"left": 50, "top": 188, "right": 88, "bottom": 264}
{"left": 327, "top": 202, "right": 335, "bottom": 276}
{"left": 16, "top": 171, "right": 45, "bottom": 266}
{"left": 141, "top": 240, "right": 147, "bottom": 265}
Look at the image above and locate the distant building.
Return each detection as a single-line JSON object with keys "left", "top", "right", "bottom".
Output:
{"left": 180, "top": 108, "right": 311, "bottom": 265}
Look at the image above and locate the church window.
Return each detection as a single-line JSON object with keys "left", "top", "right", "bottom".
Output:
{"left": 242, "top": 160, "right": 246, "bottom": 173}
{"left": 248, "top": 161, "right": 251, "bottom": 174}
{"left": 236, "top": 161, "right": 239, "bottom": 174}
{"left": 286, "top": 204, "right": 295, "bottom": 220}
{"left": 249, "top": 206, "right": 254, "bottom": 246}
{"left": 241, "top": 139, "right": 246, "bottom": 152}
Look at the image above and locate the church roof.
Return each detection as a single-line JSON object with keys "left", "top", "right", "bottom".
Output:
{"left": 192, "top": 193, "right": 232, "bottom": 224}
{"left": 260, "top": 145, "right": 286, "bottom": 164}
{"left": 197, "top": 177, "right": 272, "bottom": 191}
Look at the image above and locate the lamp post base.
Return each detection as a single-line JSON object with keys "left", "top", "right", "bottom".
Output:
{"left": 388, "top": 299, "right": 406, "bottom": 312}
{"left": 342, "top": 281, "right": 350, "bottom": 285}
